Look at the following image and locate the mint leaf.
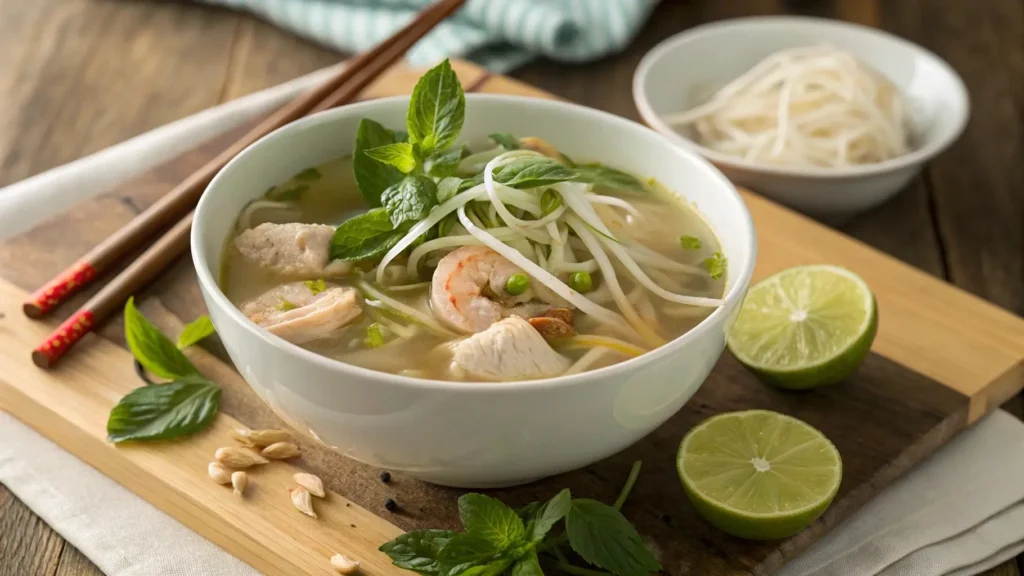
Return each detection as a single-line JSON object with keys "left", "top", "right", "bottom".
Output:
{"left": 493, "top": 157, "right": 578, "bottom": 189}
{"left": 294, "top": 167, "right": 322, "bottom": 182}
{"left": 457, "top": 493, "right": 526, "bottom": 550}
{"left": 125, "top": 297, "right": 198, "bottom": 380}
{"left": 436, "top": 177, "right": 463, "bottom": 204}
{"left": 107, "top": 375, "right": 221, "bottom": 443}
{"left": 354, "top": 118, "right": 404, "bottom": 206}
{"left": 176, "top": 315, "right": 215, "bottom": 350}
{"left": 574, "top": 163, "right": 647, "bottom": 194}
{"left": 679, "top": 235, "right": 702, "bottom": 250}
{"left": 382, "top": 175, "right": 438, "bottom": 228}
{"left": 380, "top": 529, "right": 456, "bottom": 575}
{"left": 510, "top": 552, "right": 543, "bottom": 576}
{"left": 702, "top": 252, "right": 727, "bottom": 280}
{"left": 365, "top": 142, "right": 418, "bottom": 174}
{"left": 330, "top": 208, "right": 401, "bottom": 261}
{"left": 529, "top": 488, "right": 570, "bottom": 542}
{"left": 489, "top": 132, "right": 520, "bottom": 151}
{"left": 428, "top": 145, "right": 466, "bottom": 178}
{"left": 266, "top": 183, "right": 309, "bottom": 201}
{"left": 566, "top": 499, "right": 661, "bottom": 576}
{"left": 438, "top": 533, "right": 500, "bottom": 566}
{"left": 407, "top": 59, "right": 465, "bottom": 155}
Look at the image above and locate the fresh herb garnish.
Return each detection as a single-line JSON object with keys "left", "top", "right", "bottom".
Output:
{"left": 702, "top": 252, "right": 727, "bottom": 280}
{"left": 354, "top": 118, "right": 405, "bottom": 206}
{"left": 277, "top": 298, "right": 299, "bottom": 311}
{"left": 573, "top": 164, "right": 647, "bottom": 194}
{"left": 406, "top": 59, "right": 465, "bottom": 156}
{"left": 304, "top": 278, "right": 327, "bottom": 295}
{"left": 489, "top": 132, "right": 521, "bottom": 151}
{"left": 330, "top": 208, "right": 403, "bottom": 261}
{"left": 267, "top": 183, "right": 310, "bottom": 202}
{"left": 428, "top": 145, "right": 466, "bottom": 178}
{"left": 294, "top": 167, "right": 322, "bottom": 182}
{"left": 381, "top": 175, "right": 438, "bottom": 228}
{"left": 365, "top": 142, "right": 419, "bottom": 174}
{"left": 491, "top": 156, "right": 579, "bottom": 190}
{"left": 679, "top": 235, "right": 702, "bottom": 250}
{"left": 540, "top": 189, "right": 562, "bottom": 216}
{"left": 365, "top": 323, "right": 385, "bottom": 348}
{"left": 109, "top": 299, "right": 221, "bottom": 443}
{"left": 437, "top": 177, "right": 463, "bottom": 204}
{"left": 379, "top": 461, "right": 660, "bottom": 576}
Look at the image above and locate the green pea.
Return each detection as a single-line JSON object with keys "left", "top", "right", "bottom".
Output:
{"left": 569, "top": 271, "right": 593, "bottom": 293}
{"left": 506, "top": 273, "right": 530, "bottom": 295}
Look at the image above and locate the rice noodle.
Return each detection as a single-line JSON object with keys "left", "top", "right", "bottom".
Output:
{"left": 406, "top": 229, "right": 518, "bottom": 276}
{"left": 238, "top": 200, "right": 301, "bottom": 230}
{"left": 585, "top": 193, "right": 642, "bottom": 219}
{"left": 560, "top": 334, "right": 647, "bottom": 357}
{"left": 664, "top": 45, "right": 909, "bottom": 168}
{"left": 356, "top": 279, "right": 456, "bottom": 337}
{"left": 564, "top": 347, "right": 614, "bottom": 376}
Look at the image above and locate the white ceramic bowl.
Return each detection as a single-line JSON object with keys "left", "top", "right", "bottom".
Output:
{"left": 633, "top": 16, "right": 969, "bottom": 220}
{"left": 192, "top": 95, "right": 756, "bottom": 488}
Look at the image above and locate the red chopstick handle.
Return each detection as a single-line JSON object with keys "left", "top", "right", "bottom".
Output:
{"left": 32, "top": 310, "right": 96, "bottom": 368}
{"left": 23, "top": 260, "right": 96, "bottom": 318}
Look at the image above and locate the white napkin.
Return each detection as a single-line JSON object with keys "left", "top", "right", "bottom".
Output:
{"left": 2, "top": 68, "right": 1023, "bottom": 576}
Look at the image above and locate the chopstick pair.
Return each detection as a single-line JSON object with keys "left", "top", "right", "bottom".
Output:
{"left": 28, "top": 0, "right": 467, "bottom": 368}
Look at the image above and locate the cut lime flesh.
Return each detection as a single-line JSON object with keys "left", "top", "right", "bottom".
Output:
{"left": 727, "top": 265, "right": 877, "bottom": 390}
{"left": 678, "top": 410, "right": 842, "bottom": 540}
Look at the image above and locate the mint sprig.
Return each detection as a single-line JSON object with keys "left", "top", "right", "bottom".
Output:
{"left": 379, "top": 461, "right": 659, "bottom": 576}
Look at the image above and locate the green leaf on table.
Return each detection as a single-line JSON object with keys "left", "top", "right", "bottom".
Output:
{"left": 574, "top": 163, "right": 647, "bottom": 194}
{"left": 330, "top": 208, "right": 402, "bottom": 261}
{"left": 702, "top": 252, "right": 727, "bottom": 280}
{"left": 125, "top": 296, "right": 198, "bottom": 380}
{"left": 354, "top": 118, "right": 404, "bottom": 206}
{"left": 566, "top": 499, "right": 661, "bottom": 576}
{"left": 266, "top": 183, "right": 309, "bottom": 202}
{"left": 428, "top": 145, "right": 466, "bottom": 178}
{"left": 176, "top": 315, "right": 216, "bottom": 350}
{"left": 492, "top": 156, "right": 579, "bottom": 190}
{"left": 407, "top": 59, "right": 465, "bottom": 155}
{"left": 379, "top": 529, "right": 457, "bottom": 575}
{"left": 489, "top": 132, "right": 520, "bottom": 151}
{"left": 382, "top": 175, "right": 438, "bottom": 228}
{"left": 107, "top": 374, "right": 221, "bottom": 443}
{"left": 528, "top": 488, "right": 571, "bottom": 542}
{"left": 457, "top": 493, "right": 526, "bottom": 550}
{"left": 366, "top": 142, "right": 419, "bottom": 174}
{"left": 293, "top": 167, "right": 322, "bottom": 182}
{"left": 436, "top": 177, "right": 464, "bottom": 204}
{"left": 510, "top": 552, "right": 543, "bottom": 576}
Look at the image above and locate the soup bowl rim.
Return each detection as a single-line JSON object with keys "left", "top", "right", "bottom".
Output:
{"left": 192, "top": 93, "right": 757, "bottom": 392}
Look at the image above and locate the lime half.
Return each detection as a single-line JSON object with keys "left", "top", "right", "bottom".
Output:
{"left": 727, "top": 265, "right": 877, "bottom": 390}
{"left": 678, "top": 410, "right": 842, "bottom": 540}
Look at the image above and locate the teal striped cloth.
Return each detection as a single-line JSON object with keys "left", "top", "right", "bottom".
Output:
{"left": 202, "top": 0, "right": 659, "bottom": 72}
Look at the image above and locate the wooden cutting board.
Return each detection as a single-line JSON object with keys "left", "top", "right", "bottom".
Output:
{"left": 1, "top": 60, "right": 1023, "bottom": 576}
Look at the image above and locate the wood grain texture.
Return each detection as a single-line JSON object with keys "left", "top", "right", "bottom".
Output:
{"left": 0, "top": 484, "right": 63, "bottom": 576}
{"left": 54, "top": 547, "right": 103, "bottom": 576}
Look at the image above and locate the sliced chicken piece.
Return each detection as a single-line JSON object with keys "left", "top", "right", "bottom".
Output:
{"left": 241, "top": 281, "right": 361, "bottom": 344}
{"left": 235, "top": 222, "right": 345, "bottom": 278}
{"left": 451, "top": 316, "right": 571, "bottom": 381}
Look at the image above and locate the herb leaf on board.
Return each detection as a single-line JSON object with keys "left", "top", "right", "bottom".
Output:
{"left": 457, "top": 493, "right": 526, "bottom": 550}
{"left": 379, "top": 529, "right": 457, "bottom": 575}
{"left": 354, "top": 118, "right": 404, "bottom": 206}
{"left": 510, "top": 552, "right": 543, "bottom": 576}
{"left": 574, "top": 163, "right": 648, "bottom": 194}
{"left": 489, "top": 132, "right": 521, "bottom": 151}
{"left": 492, "top": 156, "right": 579, "bottom": 189}
{"left": 365, "top": 142, "right": 419, "bottom": 174}
{"left": 176, "top": 315, "right": 216, "bottom": 350}
{"left": 125, "top": 296, "right": 198, "bottom": 380}
{"left": 382, "top": 175, "right": 438, "bottom": 228}
{"left": 566, "top": 499, "right": 662, "bottom": 576}
{"left": 406, "top": 59, "right": 465, "bottom": 155}
{"left": 330, "top": 208, "right": 402, "bottom": 261}
{"left": 106, "top": 374, "right": 221, "bottom": 443}
{"left": 528, "top": 488, "right": 571, "bottom": 542}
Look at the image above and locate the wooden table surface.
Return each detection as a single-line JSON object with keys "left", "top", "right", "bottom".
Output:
{"left": 0, "top": 0, "right": 1021, "bottom": 575}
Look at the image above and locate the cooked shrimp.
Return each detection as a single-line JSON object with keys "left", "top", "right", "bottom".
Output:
{"left": 519, "top": 137, "right": 561, "bottom": 159}
{"left": 430, "top": 246, "right": 536, "bottom": 333}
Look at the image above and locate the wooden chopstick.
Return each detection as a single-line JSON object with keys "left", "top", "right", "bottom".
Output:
{"left": 22, "top": 0, "right": 466, "bottom": 320}
{"left": 30, "top": 0, "right": 467, "bottom": 368}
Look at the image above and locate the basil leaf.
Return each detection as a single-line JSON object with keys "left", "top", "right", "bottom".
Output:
{"left": 330, "top": 208, "right": 402, "bottom": 261}
{"left": 438, "top": 533, "right": 500, "bottom": 565}
{"left": 566, "top": 499, "right": 661, "bottom": 576}
{"left": 529, "top": 488, "right": 570, "bottom": 542}
{"left": 365, "top": 142, "right": 418, "bottom": 174}
{"left": 354, "top": 118, "right": 404, "bottom": 206}
{"left": 446, "top": 558, "right": 515, "bottom": 576}
{"left": 125, "top": 296, "right": 198, "bottom": 380}
{"left": 516, "top": 501, "right": 542, "bottom": 525}
{"left": 107, "top": 375, "right": 221, "bottom": 443}
{"left": 510, "top": 552, "right": 543, "bottom": 576}
{"left": 379, "top": 529, "right": 456, "bottom": 575}
{"left": 266, "top": 184, "right": 309, "bottom": 201}
{"left": 294, "top": 167, "right": 322, "bottom": 182}
{"left": 457, "top": 493, "right": 525, "bottom": 550}
{"left": 176, "top": 316, "right": 215, "bottom": 350}
{"left": 489, "top": 132, "right": 520, "bottom": 151}
{"left": 574, "top": 163, "right": 647, "bottom": 194}
{"left": 436, "top": 177, "right": 463, "bottom": 204}
{"left": 407, "top": 59, "right": 465, "bottom": 155}
{"left": 492, "top": 157, "right": 579, "bottom": 189}
{"left": 428, "top": 145, "right": 466, "bottom": 178}
{"left": 382, "top": 175, "right": 438, "bottom": 228}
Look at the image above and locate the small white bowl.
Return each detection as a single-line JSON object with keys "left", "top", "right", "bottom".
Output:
{"left": 633, "top": 16, "right": 970, "bottom": 220}
{"left": 192, "top": 95, "right": 756, "bottom": 488}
